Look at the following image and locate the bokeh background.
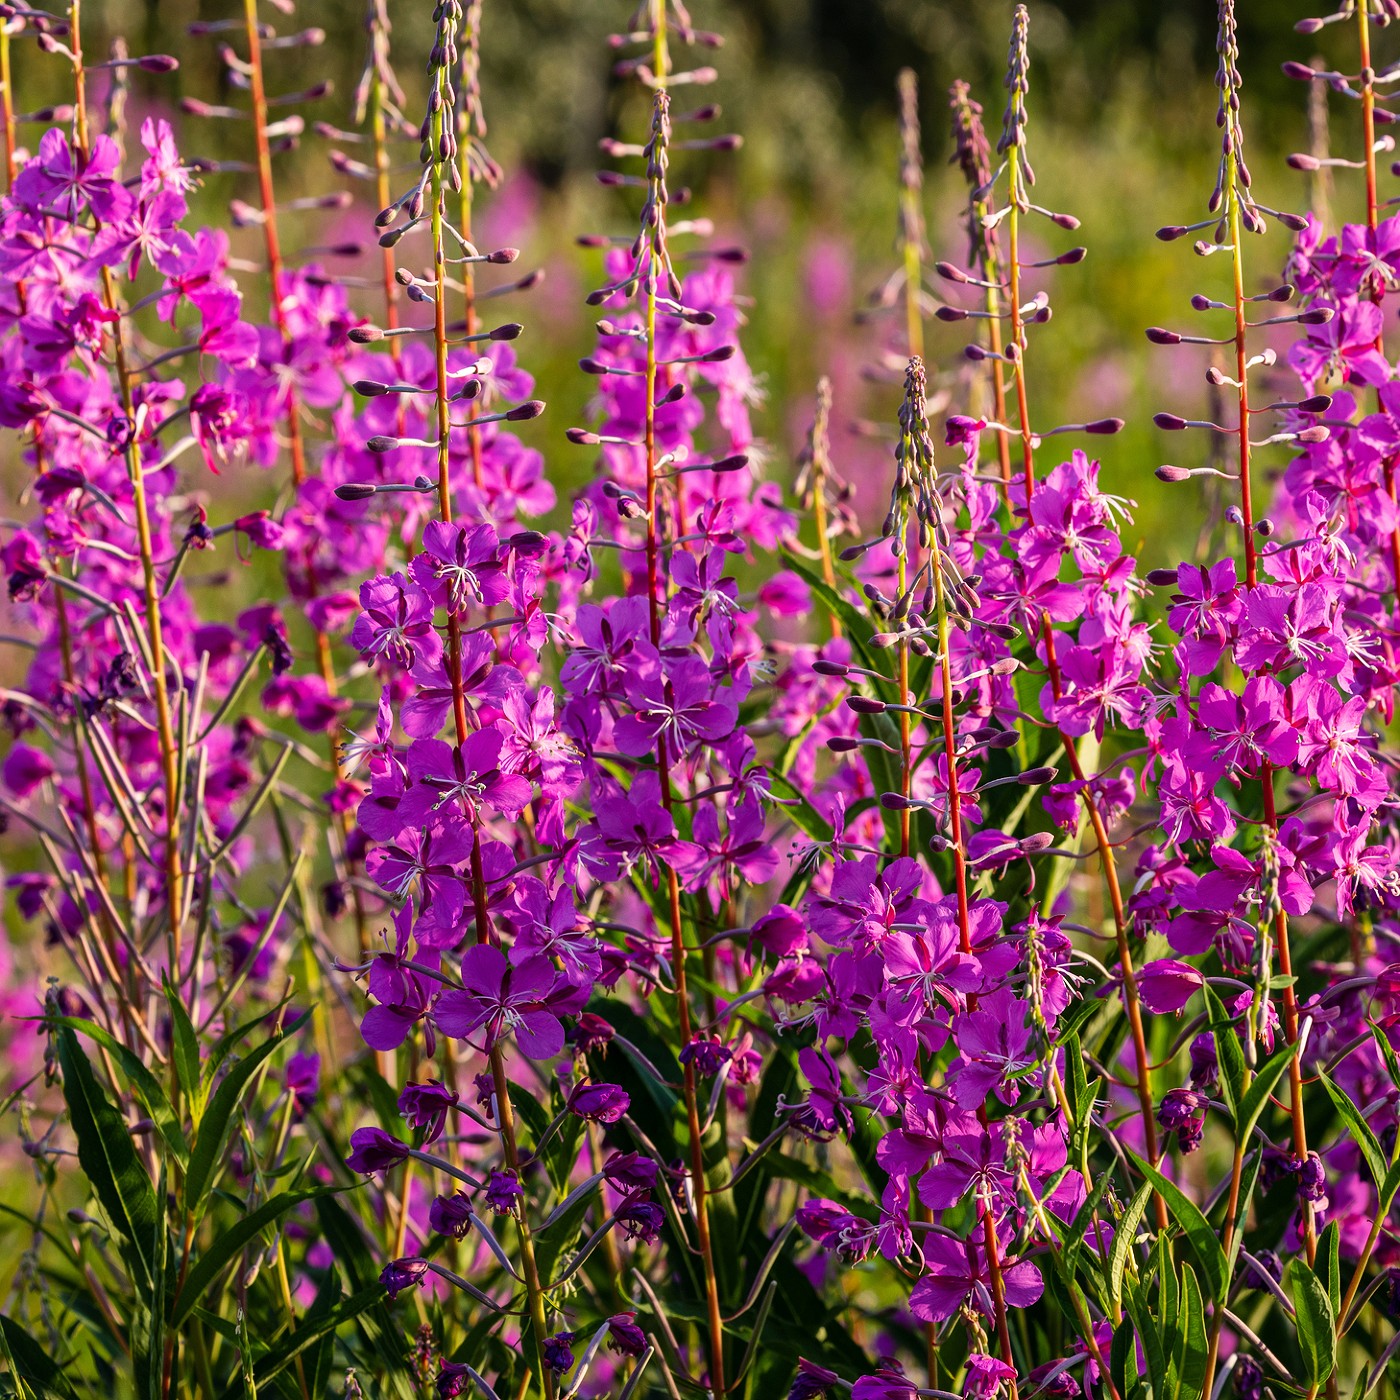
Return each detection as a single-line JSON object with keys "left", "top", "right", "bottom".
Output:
{"left": 22, "top": 0, "right": 1393, "bottom": 560}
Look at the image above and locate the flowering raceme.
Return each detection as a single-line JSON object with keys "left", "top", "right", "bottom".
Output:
{"left": 8, "top": 0, "right": 1400, "bottom": 1398}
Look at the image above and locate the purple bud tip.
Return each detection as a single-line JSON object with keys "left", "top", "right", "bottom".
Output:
{"left": 935, "top": 261, "right": 971, "bottom": 284}
{"left": 1156, "top": 226, "right": 1188, "bottom": 241}
{"left": 1277, "top": 212, "right": 1309, "bottom": 232}
{"left": 1294, "top": 17, "right": 1325, "bottom": 33}
{"left": 846, "top": 696, "right": 887, "bottom": 714}
{"left": 702, "top": 345, "right": 736, "bottom": 362}
{"left": 365, "top": 436, "right": 398, "bottom": 453}
{"left": 1287, "top": 153, "right": 1322, "bottom": 172}
{"left": 710, "top": 455, "right": 749, "bottom": 472}
{"left": 1146, "top": 327, "right": 1182, "bottom": 345}
{"left": 1084, "top": 418, "right": 1124, "bottom": 434}
{"left": 1153, "top": 412, "right": 1187, "bottom": 431}
{"left": 1281, "top": 61, "right": 1316, "bottom": 80}
{"left": 812, "top": 661, "right": 849, "bottom": 677}
{"left": 1190, "top": 294, "right": 1213, "bottom": 311}
{"left": 1057, "top": 247, "right": 1088, "bottom": 265}
{"left": 139, "top": 54, "right": 180, "bottom": 72}
{"left": 1298, "top": 394, "right": 1332, "bottom": 413}
{"left": 1145, "top": 568, "right": 1179, "bottom": 586}
{"left": 1296, "top": 425, "right": 1331, "bottom": 443}
{"left": 488, "top": 248, "right": 521, "bottom": 264}
{"left": 935, "top": 307, "right": 970, "bottom": 322}
{"left": 335, "top": 483, "right": 376, "bottom": 500}
{"left": 505, "top": 400, "right": 546, "bottom": 422}
{"left": 1156, "top": 465, "right": 1191, "bottom": 482}
{"left": 990, "top": 658, "right": 1020, "bottom": 675}
{"left": 374, "top": 206, "right": 398, "bottom": 229}
{"left": 1299, "top": 307, "right": 1334, "bottom": 324}
{"left": 566, "top": 428, "right": 600, "bottom": 445}
{"left": 1268, "top": 284, "right": 1295, "bottom": 302}
{"left": 579, "top": 357, "right": 606, "bottom": 374}
{"left": 1256, "top": 518, "right": 1276, "bottom": 537}
{"left": 1051, "top": 213, "right": 1081, "bottom": 230}
{"left": 349, "top": 326, "right": 384, "bottom": 343}
{"left": 826, "top": 737, "right": 859, "bottom": 752}
{"left": 964, "top": 345, "right": 987, "bottom": 362}
{"left": 1020, "top": 832, "right": 1055, "bottom": 853}
{"left": 352, "top": 380, "right": 387, "bottom": 396}
{"left": 879, "top": 792, "right": 912, "bottom": 809}
{"left": 1018, "top": 766, "right": 1057, "bottom": 785}
{"left": 489, "top": 323, "right": 523, "bottom": 341}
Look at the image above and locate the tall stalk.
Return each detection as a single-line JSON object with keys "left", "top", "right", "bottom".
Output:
{"left": 422, "top": 7, "right": 552, "bottom": 1390}
{"left": 637, "top": 72, "right": 728, "bottom": 1395}
{"left": 997, "top": 4, "right": 1164, "bottom": 1226}
{"left": 69, "top": 0, "right": 186, "bottom": 972}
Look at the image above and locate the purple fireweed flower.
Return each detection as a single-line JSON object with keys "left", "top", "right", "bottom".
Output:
{"left": 909, "top": 1233, "right": 1043, "bottom": 1322}
{"left": 433, "top": 944, "right": 566, "bottom": 1059}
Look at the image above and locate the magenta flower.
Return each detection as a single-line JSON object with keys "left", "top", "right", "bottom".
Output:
{"left": 433, "top": 943, "right": 566, "bottom": 1059}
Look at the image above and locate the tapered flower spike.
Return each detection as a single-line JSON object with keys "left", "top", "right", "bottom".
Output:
{"left": 948, "top": 78, "right": 1013, "bottom": 500}
{"left": 1155, "top": 13, "right": 1326, "bottom": 1391}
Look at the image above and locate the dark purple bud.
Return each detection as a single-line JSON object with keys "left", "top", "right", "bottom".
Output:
{"left": 429, "top": 1191, "right": 474, "bottom": 1239}
{"left": 602, "top": 1151, "right": 660, "bottom": 1193}
{"left": 349, "top": 325, "right": 384, "bottom": 343}
{"left": 1298, "top": 394, "right": 1332, "bottom": 413}
{"left": 1157, "top": 1087, "right": 1209, "bottom": 1132}
{"left": 365, "top": 435, "right": 398, "bottom": 453}
{"left": 487, "top": 247, "right": 520, "bottom": 264}
{"left": 1156, "top": 225, "right": 1189, "bottom": 241}
{"left": 335, "top": 483, "right": 376, "bottom": 501}
{"left": 380, "top": 1256, "right": 429, "bottom": 1300}
{"left": 567, "top": 1081, "right": 630, "bottom": 1123}
{"left": 1281, "top": 61, "right": 1316, "bottom": 81}
{"left": 542, "top": 1333, "right": 576, "bottom": 1374}
{"left": 346, "top": 1127, "right": 410, "bottom": 1174}
{"left": 489, "top": 322, "right": 523, "bottom": 340}
{"left": 1156, "top": 465, "right": 1191, "bottom": 482}
{"left": 566, "top": 427, "right": 600, "bottom": 445}
{"left": 1146, "top": 326, "right": 1182, "bottom": 344}
{"left": 1154, "top": 413, "right": 1188, "bottom": 430}
{"left": 846, "top": 696, "right": 887, "bottom": 714}
{"left": 485, "top": 1169, "right": 524, "bottom": 1214}
{"left": 504, "top": 400, "right": 545, "bottom": 421}
{"left": 1084, "top": 417, "right": 1124, "bottom": 434}
{"left": 437, "top": 1363, "right": 471, "bottom": 1399}
{"left": 606, "top": 1313, "right": 648, "bottom": 1358}
{"left": 137, "top": 54, "right": 180, "bottom": 72}
{"left": 1017, "top": 766, "right": 1057, "bottom": 785}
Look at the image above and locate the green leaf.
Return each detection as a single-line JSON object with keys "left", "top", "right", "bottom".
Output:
{"left": 184, "top": 1011, "right": 309, "bottom": 1219}
{"left": 1319, "top": 1070, "right": 1386, "bottom": 1186}
{"left": 163, "top": 982, "right": 204, "bottom": 1124}
{"left": 1235, "top": 1041, "right": 1300, "bottom": 1146}
{"left": 249, "top": 1283, "right": 387, "bottom": 1388}
{"left": 1176, "top": 1264, "right": 1208, "bottom": 1400}
{"left": 1286, "top": 1256, "right": 1336, "bottom": 1387}
{"left": 172, "top": 1188, "right": 339, "bottom": 1328}
{"left": 1202, "top": 985, "right": 1247, "bottom": 1121}
{"left": 57, "top": 1028, "right": 160, "bottom": 1295}
{"left": 1109, "top": 1180, "right": 1153, "bottom": 1313}
{"left": 48, "top": 1016, "right": 187, "bottom": 1165}
{"left": 0, "top": 1316, "right": 81, "bottom": 1400}
{"left": 1318, "top": 1220, "right": 1342, "bottom": 1328}
{"left": 1127, "top": 1151, "right": 1226, "bottom": 1304}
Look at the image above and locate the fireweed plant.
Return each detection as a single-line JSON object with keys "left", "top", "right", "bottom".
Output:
{"left": 6, "top": 0, "right": 1400, "bottom": 1398}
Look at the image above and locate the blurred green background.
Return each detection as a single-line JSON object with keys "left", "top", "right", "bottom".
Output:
{"left": 42, "top": 0, "right": 1395, "bottom": 561}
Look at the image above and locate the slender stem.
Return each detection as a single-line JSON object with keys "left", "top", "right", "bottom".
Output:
{"left": 1006, "top": 143, "right": 1165, "bottom": 1229}
{"left": 70, "top": 0, "right": 186, "bottom": 975}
